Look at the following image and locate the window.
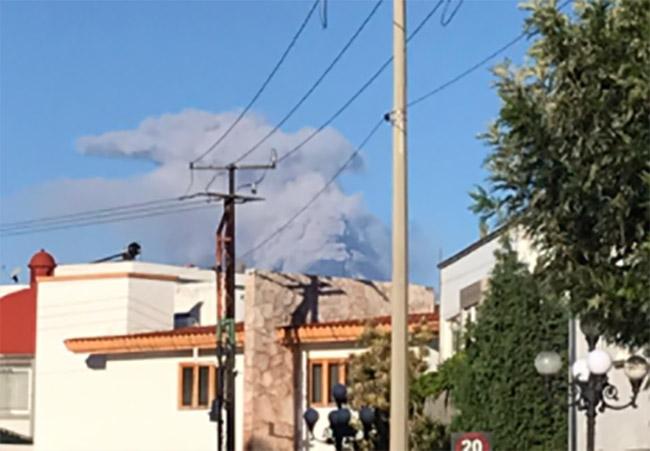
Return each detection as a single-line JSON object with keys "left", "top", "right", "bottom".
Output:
{"left": 308, "top": 359, "right": 347, "bottom": 407}
{"left": 0, "top": 366, "right": 31, "bottom": 415}
{"left": 178, "top": 363, "right": 217, "bottom": 409}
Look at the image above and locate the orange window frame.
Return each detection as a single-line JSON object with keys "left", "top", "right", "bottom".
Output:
{"left": 308, "top": 359, "right": 348, "bottom": 407}
{"left": 178, "top": 363, "right": 218, "bottom": 410}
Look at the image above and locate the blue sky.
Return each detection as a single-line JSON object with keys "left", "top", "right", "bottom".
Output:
{"left": 0, "top": 0, "right": 533, "bottom": 287}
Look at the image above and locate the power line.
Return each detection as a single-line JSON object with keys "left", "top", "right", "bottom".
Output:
{"left": 440, "top": 0, "right": 464, "bottom": 27}
{"left": 220, "top": 0, "right": 444, "bottom": 199}
{"left": 191, "top": 0, "right": 320, "bottom": 164}
{"left": 266, "top": 0, "right": 446, "bottom": 167}
{"left": 1, "top": 201, "right": 215, "bottom": 237}
{"left": 240, "top": 118, "right": 384, "bottom": 260}
{"left": 232, "top": 0, "right": 385, "bottom": 165}
{"left": 408, "top": 32, "right": 528, "bottom": 108}
{"left": 3, "top": 0, "right": 554, "bottom": 241}
{"left": 408, "top": 0, "right": 572, "bottom": 108}
{"left": 240, "top": 0, "right": 569, "bottom": 258}
{"left": 0, "top": 197, "right": 183, "bottom": 230}
{"left": 197, "top": 0, "right": 445, "bottom": 192}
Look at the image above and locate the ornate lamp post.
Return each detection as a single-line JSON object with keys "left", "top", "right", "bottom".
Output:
{"left": 535, "top": 317, "right": 649, "bottom": 451}
{"left": 303, "top": 384, "right": 383, "bottom": 451}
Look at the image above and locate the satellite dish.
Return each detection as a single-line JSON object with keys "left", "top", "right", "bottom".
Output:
{"left": 10, "top": 267, "right": 21, "bottom": 283}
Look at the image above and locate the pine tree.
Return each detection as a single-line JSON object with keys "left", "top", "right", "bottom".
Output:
{"left": 452, "top": 243, "right": 568, "bottom": 451}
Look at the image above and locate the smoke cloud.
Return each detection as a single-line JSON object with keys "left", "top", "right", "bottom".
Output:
{"left": 53, "top": 109, "right": 391, "bottom": 279}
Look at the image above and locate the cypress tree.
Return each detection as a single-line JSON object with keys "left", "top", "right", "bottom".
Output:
{"left": 452, "top": 242, "right": 568, "bottom": 450}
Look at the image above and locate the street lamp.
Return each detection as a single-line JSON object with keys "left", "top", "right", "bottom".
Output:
{"left": 534, "top": 320, "right": 649, "bottom": 451}
{"left": 303, "top": 383, "right": 382, "bottom": 450}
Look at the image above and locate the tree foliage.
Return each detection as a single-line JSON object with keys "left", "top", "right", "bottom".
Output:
{"left": 471, "top": 0, "right": 650, "bottom": 347}
{"left": 451, "top": 243, "right": 568, "bottom": 450}
{"left": 346, "top": 323, "right": 449, "bottom": 450}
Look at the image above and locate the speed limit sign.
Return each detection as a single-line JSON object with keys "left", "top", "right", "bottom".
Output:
{"left": 451, "top": 432, "right": 492, "bottom": 451}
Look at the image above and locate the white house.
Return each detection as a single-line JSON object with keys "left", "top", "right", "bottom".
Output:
{"left": 1, "top": 250, "right": 57, "bottom": 446}
{"left": 1, "top": 250, "right": 438, "bottom": 451}
{"left": 438, "top": 228, "right": 650, "bottom": 451}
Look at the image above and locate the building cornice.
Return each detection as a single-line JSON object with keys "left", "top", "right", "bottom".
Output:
{"left": 276, "top": 312, "right": 439, "bottom": 344}
{"left": 37, "top": 272, "right": 179, "bottom": 283}
{"left": 65, "top": 324, "right": 244, "bottom": 354}
{"left": 437, "top": 225, "right": 508, "bottom": 270}
{"left": 64, "top": 312, "right": 439, "bottom": 354}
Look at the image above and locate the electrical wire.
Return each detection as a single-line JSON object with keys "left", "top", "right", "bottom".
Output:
{"left": 257, "top": 0, "right": 445, "bottom": 169}
{"left": 2, "top": 0, "right": 566, "bottom": 240}
{"left": 191, "top": 0, "right": 320, "bottom": 164}
{"left": 275, "top": 0, "right": 445, "bottom": 165}
{"left": 409, "top": 0, "right": 573, "bottom": 108}
{"left": 206, "top": 0, "right": 443, "bottom": 194}
{"left": 238, "top": 0, "right": 571, "bottom": 258}
{"left": 1, "top": 201, "right": 210, "bottom": 235}
{"left": 239, "top": 118, "right": 384, "bottom": 260}
{"left": 204, "top": 171, "right": 224, "bottom": 192}
{"left": 232, "top": 0, "right": 385, "bottom": 165}
{"left": 0, "top": 197, "right": 184, "bottom": 231}
{"left": 1, "top": 201, "right": 216, "bottom": 237}
{"left": 408, "top": 32, "right": 528, "bottom": 108}
{"left": 440, "top": 0, "right": 464, "bottom": 26}
{"left": 319, "top": 0, "right": 328, "bottom": 29}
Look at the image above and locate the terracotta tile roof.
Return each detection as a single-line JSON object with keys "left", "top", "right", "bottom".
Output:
{"left": 64, "top": 323, "right": 244, "bottom": 354}
{"left": 276, "top": 312, "right": 438, "bottom": 344}
{"left": 64, "top": 312, "right": 439, "bottom": 354}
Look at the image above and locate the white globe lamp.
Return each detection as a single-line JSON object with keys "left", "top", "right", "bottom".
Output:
{"left": 535, "top": 351, "right": 562, "bottom": 376}
{"left": 587, "top": 349, "right": 612, "bottom": 375}
{"left": 624, "top": 355, "right": 649, "bottom": 381}
{"left": 572, "top": 358, "right": 590, "bottom": 382}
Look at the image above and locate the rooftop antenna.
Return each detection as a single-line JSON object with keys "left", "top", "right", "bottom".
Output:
{"left": 92, "top": 242, "right": 141, "bottom": 263}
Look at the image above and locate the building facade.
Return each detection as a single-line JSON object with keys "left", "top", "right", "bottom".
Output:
{"left": 1, "top": 251, "right": 438, "bottom": 450}
{"left": 0, "top": 250, "right": 57, "bottom": 445}
{"left": 438, "top": 229, "right": 650, "bottom": 451}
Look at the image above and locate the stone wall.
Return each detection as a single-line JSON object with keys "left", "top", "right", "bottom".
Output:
{"left": 243, "top": 270, "right": 435, "bottom": 450}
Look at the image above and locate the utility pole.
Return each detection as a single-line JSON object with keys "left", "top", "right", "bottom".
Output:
{"left": 189, "top": 158, "right": 275, "bottom": 451}
{"left": 389, "top": 0, "right": 408, "bottom": 449}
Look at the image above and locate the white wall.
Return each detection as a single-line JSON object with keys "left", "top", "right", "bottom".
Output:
{"left": 173, "top": 273, "right": 246, "bottom": 326}
{"left": 33, "top": 262, "right": 246, "bottom": 450}
{"left": 34, "top": 349, "right": 243, "bottom": 451}
{"left": 0, "top": 284, "right": 29, "bottom": 298}
{"left": 439, "top": 235, "right": 501, "bottom": 362}
{"left": 439, "top": 228, "right": 537, "bottom": 361}
{"left": 127, "top": 277, "right": 174, "bottom": 332}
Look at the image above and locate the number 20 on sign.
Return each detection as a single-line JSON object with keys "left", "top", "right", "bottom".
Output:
{"left": 451, "top": 432, "right": 492, "bottom": 451}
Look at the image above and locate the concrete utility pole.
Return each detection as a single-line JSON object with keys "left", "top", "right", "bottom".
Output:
{"left": 189, "top": 159, "right": 274, "bottom": 451}
{"left": 389, "top": 0, "right": 409, "bottom": 450}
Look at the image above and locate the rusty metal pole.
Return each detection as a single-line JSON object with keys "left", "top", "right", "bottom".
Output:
{"left": 189, "top": 159, "right": 273, "bottom": 451}
{"left": 225, "top": 165, "right": 236, "bottom": 451}
{"left": 215, "top": 218, "right": 226, "bottom": 451}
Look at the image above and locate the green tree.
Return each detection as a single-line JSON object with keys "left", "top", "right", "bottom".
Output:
{"left": 346, "top": 323, "right": 449, "bottom": 450}
{"left": 471, "top": 0, "right": 650, "bottom": 347}
{"left": 452, "top": 243, "right": 568, "bottom": 450}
